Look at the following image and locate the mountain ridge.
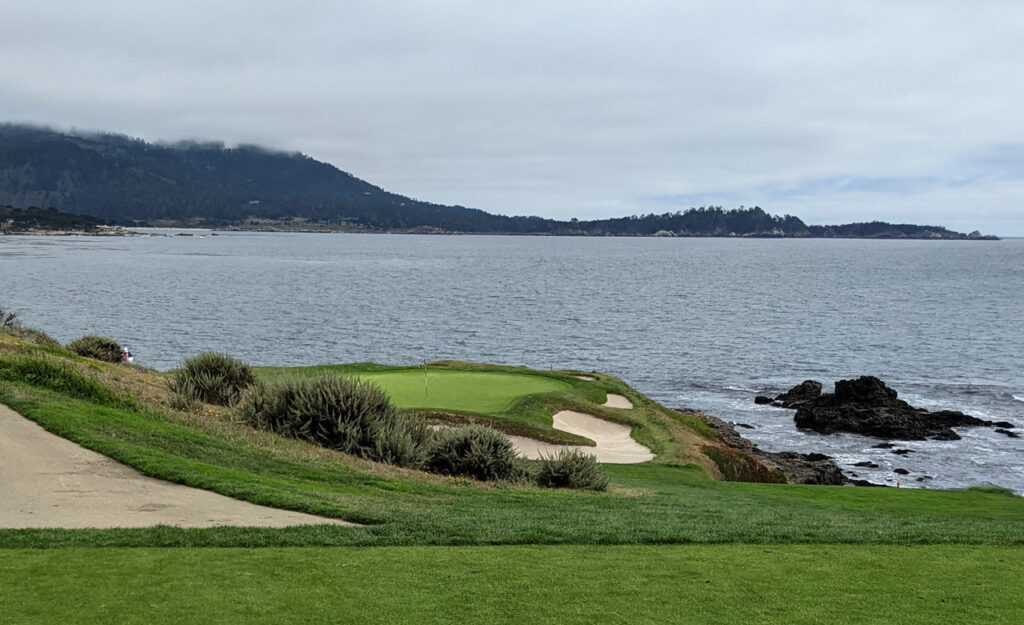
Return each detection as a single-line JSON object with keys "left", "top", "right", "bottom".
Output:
{"left": 0, "top": 124, "right": 996, "bottom": 239}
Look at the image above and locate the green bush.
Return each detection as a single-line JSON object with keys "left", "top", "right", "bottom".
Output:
{"left": 65, "top": 335, "right": 124, "bottom": 363}
{"left": 425, "top": 425, "right": 522, "bottom": 482}
{"left": 0, "top": 354, "right": 124, "bottom": 406}
{"left": 534, "top": 449, "right": 610, "bottom": 491}
{"left": 238, "top": 374, "right": 430, "bottom": 468}
{"left": 170, "top": 351, "right": 256, "bottom": 406}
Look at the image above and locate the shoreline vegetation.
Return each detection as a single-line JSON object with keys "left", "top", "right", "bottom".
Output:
{"left": 0, "top": 124, "right": 1000, "bottom": 239}
{"left": 2, "top": 315, "right": 1021, "bottom": 622}
{"left": 3, "top": 318, "right": 1021, "bottom": 524}
{"left": 2, "top": 207, "right": 1000, "bottom": 240}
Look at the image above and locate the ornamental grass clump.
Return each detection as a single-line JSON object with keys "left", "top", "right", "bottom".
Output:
{"left": 238, "top": 374, "right": 430, "bottom": 468}
{"left": 0, "top": 354, "right": 124, "bottom": 406}
{"left": 65, "top": 335, "right": 124, "bottom": 363}
{"left": 534, "top": 448, "right": 610, "bottom": 491}
{"left": 170, "top": 351, "right": 256, "bottom": 406}
{"left": 425, "top": 424, "right": 523, "bottom": 482}
{"left": 1, "top": 307, "right": 18, "bottom": 330}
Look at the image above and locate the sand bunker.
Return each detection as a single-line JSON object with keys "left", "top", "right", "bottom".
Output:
{"left": 603, "top": 393, "right": 633, "bottom": 409}
{"left": 511, "top": 410, "right": 653, "bottom": 464}
{"left": 573, "top": 374, "right": 597, "bottom": 381}
{"left": 0, "top": 404, "right": 355, "bottom": 529}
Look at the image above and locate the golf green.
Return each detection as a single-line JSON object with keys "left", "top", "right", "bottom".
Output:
{"left": 359, "top": 370, "right": 571, "bottom": 413}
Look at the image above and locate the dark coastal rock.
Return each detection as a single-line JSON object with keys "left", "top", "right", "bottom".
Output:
{"left": 697, "top": 413, "right": 848, "bottom": 485}
{"left": 916, "top": 476, "right": 933, "bottom": 482}
{"left": 891, "top": 449, "right": 914, "bottom": 455}
{"left": 894, "top": 468, "right": 910, "bottom": 475}
{"left": 853, "top": 461, "right": 879, "bottom": 468}
{"left": 995, "top": 428, "right": 1020, "bottom": 438}
{"left": 848, "top": 479, "right": 888, "bottom": 488}
{"left": 772, "top": 380, "right": 822, "bottom": 409}
{"left": 754, "top": 395, "right": 774, "bottom": 405}
{"left": 992, "top": 421, "right": 1016, "bottom": 429}
{"left": 789, "top": 376, "right": 997, "bottom": 440}
{"left": 871, "top": 442, "right": 895, "bottom": 449}
{"left": 732, "top": 422, "right": 755, "bottom": 429}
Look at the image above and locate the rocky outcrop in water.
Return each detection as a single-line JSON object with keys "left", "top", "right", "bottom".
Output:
{"left": 698, "top": 413, "right": 848, "bottom": 485}
{"left": 765, "top": 376, "right": 1011, "bottom": 441}
{"left": 764, "top": 380, "right": 823, "bottom": 409}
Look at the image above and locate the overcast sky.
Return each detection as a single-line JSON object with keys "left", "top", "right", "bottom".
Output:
{"left": 2, "top": 1, "right": 1022, "bottom": 234}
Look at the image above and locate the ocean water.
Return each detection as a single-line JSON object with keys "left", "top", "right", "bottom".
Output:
{"left": 3, "top": 231, "right": 1022, "bottom": 492}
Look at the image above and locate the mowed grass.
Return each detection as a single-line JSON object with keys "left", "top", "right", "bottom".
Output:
{"left": 3, "top": 545, "right": 1021, "bottom": 624}
{"left": 255, "top": 362, "right": 607, "bottom": 443}
{"left": 362, "top": 369, "right": 571, "bottom": 412}
{"left": 258, "top": 363, "right": 574, "bottom": 413}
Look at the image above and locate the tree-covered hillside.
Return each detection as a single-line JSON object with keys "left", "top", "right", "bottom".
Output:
{"left": 0, "top": 124, "right": 559, "bottom": 232}
{"left": 0, "top": 124, "right": 989, "bottom": 238}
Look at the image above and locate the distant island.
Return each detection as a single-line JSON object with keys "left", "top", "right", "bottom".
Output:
{"left": 0, "top": 124, "right": 997, "bottom": 239}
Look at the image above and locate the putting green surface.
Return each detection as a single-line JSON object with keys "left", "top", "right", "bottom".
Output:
{"left": 358, "top": 370, "right": 571, "bottom": 413}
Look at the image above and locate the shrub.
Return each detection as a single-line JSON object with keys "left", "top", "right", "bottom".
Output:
{"left": 238, "top": 374, "right": 430, "bottom": 467}
{"left": 1, "top": 307, "right": 18, "bottom": 330}
{"left": 425, "top": 425, "right": 522, "bottom": 482}
{"left": 170, "top": 351, "right": 256, "bottom": 406}
{"left": 66, "top": 335, "right": 124, "bottom": 363}
{"left": 534, "top": 448, "right": 610, "bottom": 491}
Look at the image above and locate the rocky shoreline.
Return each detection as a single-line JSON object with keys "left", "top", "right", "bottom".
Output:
{"left": 698, "top": 413, "right": 851, "bottom": 485}
{"left": 699, "top": 375, "right": 1019, "bottom": 488}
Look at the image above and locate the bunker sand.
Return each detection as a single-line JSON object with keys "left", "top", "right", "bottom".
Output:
{"left": 603, "top": 393, "right": 633, "bottom": 409}
{"left": 0, "top": 404, "right": 355, "bottom": 529}
{"left": 510, "top": 410, "right": 653, "bottom": 464}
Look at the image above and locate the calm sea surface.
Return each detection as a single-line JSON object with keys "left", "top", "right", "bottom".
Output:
{"left": 3, "top": 231, "right": 1022, "bottom": 492}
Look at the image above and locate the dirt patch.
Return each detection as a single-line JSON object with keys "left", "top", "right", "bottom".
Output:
{"left": 0, "top": 404, "right": 355, "bottom": 529}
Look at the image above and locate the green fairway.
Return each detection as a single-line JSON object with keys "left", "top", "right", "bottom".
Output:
{"left": 3, "top": 545, "right": 1020, "bottom": 624}
{"left": 360, "top": 369, "right": 572, "bottom": 412}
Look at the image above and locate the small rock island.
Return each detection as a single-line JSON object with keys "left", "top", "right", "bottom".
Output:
{"left": 758, "top": 376, "right": 1015, "bottom": 440}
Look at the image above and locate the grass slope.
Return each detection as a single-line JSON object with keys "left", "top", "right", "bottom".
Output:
{"left": 1, "top": 384, "right": 1021, "bottom": 548}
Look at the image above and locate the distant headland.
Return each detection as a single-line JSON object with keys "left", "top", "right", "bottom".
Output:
{"left": 0, "top": 124, "right": 998, "bottom": 239}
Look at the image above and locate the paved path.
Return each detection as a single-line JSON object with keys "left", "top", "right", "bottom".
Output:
{"left": 0, "top": 404, "right": 355, "bottom": 529}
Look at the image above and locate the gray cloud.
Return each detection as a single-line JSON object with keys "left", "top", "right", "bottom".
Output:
{"left": 1, "top": 1, "right": 1022, "bottom": 234}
